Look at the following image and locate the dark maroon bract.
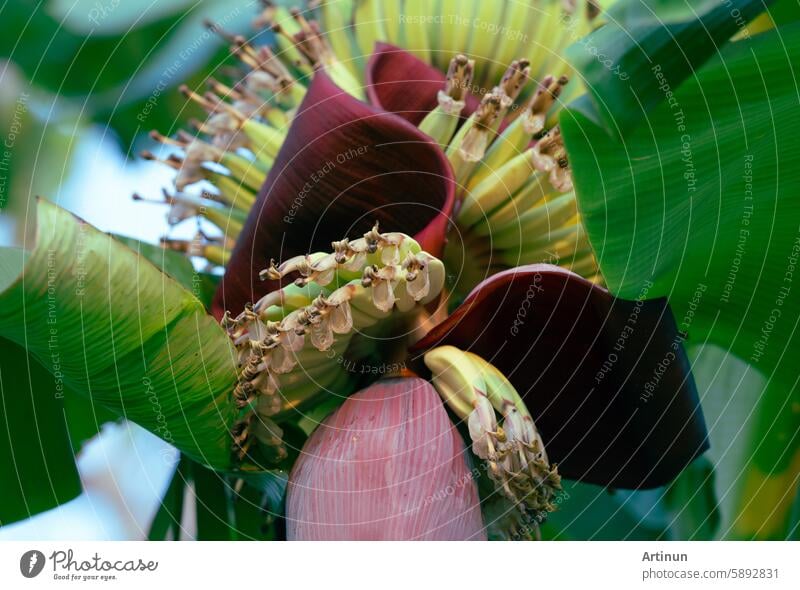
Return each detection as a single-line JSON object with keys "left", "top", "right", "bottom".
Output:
{"left": 213, "top": 72, "right": 456, "bottom": 318}
{"left": 415, "top": 265, "right": 708, "bottom": 488}
{"left": 366, "top": 43, "right": 480, "bottom": 125}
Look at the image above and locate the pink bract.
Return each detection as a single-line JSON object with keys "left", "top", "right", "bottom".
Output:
{"left": 286, "top": 377, "right": 486, "bottom": 540}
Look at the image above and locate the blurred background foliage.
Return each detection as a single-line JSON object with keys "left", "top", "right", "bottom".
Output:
{"left": 0, "top": 0, "right": 799, "bottom": 540}
{"left": 2, "top": 0, "right": 260, "bottom": 149}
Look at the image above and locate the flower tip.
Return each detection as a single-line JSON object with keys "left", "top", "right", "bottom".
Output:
{"left": 259, "top": 258, "right": 282, "bottom": 281}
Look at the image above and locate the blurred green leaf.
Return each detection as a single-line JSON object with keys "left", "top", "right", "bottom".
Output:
{"left": 540, "top": 481, "right": 671, "bottom": 540}
{"left": 148, "top": 455, "right": 187, "bottom": 540}
{"left": 236, "top": 470, "right": 288, "bottom": 513}
{"left": 48, "top": 0, "right": 198, "bottom": 36}
{"left": 193, "top": 272, "right": 221, "bottom": 310}
{"left": 0, "top": 62, "right": 81, "bottom": 242}
{"left": 62, "top": 383, "right": 118, "bottom": 452}
{"left": 768, "top": 0, "right": 800, "bottom": 25}
{"left": 611, "top": 0, "right": 742, "bottom": 23}
{"left": 1, "top": 2, "right": 188, "bottom": 98}
{"left": 295, "top": 393, "right": 346, "bottom": 436}
{"left": 191, "top": 460, "right": 235, "bottom": 540}
{"left": 232, "top": 482, "right": 280, "bottom": 540}
{"left": 0, "top": 337, "right": 82, "bottom": 526}
{"left": 789, "top": 482, "right": 800, "bottom": 539}
{"left": 232, "top": 470, "right": 288, "bottom": 540}
{"left": 0, "top": 1, "right": 255, "bottom": 146}
{"left": 663, "top": 457, "right": 721, "bottom": 539}
{"left": 566, "top": 0, "right": 770, "bottom": 136}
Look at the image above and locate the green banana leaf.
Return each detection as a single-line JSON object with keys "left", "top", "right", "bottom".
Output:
{"left": 63, "top": 386, "right": 119, "bottom": 453}
{"left": 566, "top": 0, "right": 771, "bottom": 136}
{"left": 147, "top": 455, "right": 287, "bottom": 540}
{"left": 188, "top": 461, "right": 288, "bottom": 540}
{"left": 0, "top": 198, "right": 239, "bottom": 470}
{"left": 192, "top": 460, "right": 237, "bottom": 540}
{"left": 562, "top": 24, "right": 800, "bottom": 537}
{"left": 541, "top": 457, "right": 721, "bottom": 540}
{"left": 541, "top": 480, "right": 672, "bottom": 540}
{"left": 112, "top": 234, "right": 221, "bottom": 310}
{"left": 766, "top": 0, "right": 800, "bottom": 26}
{"left": 662, "top": 456, "right": 721, "bottom": 540}
{"left": 790, "top": 483, "right": 800, "bottom": 539}
{"left": 0, "top": 337, "right": 82, "bottom": 525}
{"left": 148, "top": 456, "right": 188, "bottom": 540}
{"left": 232, "top": 470, "right": 288, "bottom": 540}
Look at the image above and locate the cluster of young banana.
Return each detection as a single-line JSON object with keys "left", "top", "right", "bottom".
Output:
{"left": 223, "top": 224, "right": 445, "bottom": 463}
{"left": 422, "top": 50, "right": 600, "bottom": 285}
{"left": 428, "top": 55, "right": 571, "bottom": 189}
{"left": 424, "top": 345, "right": 562, "bottom": 520}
